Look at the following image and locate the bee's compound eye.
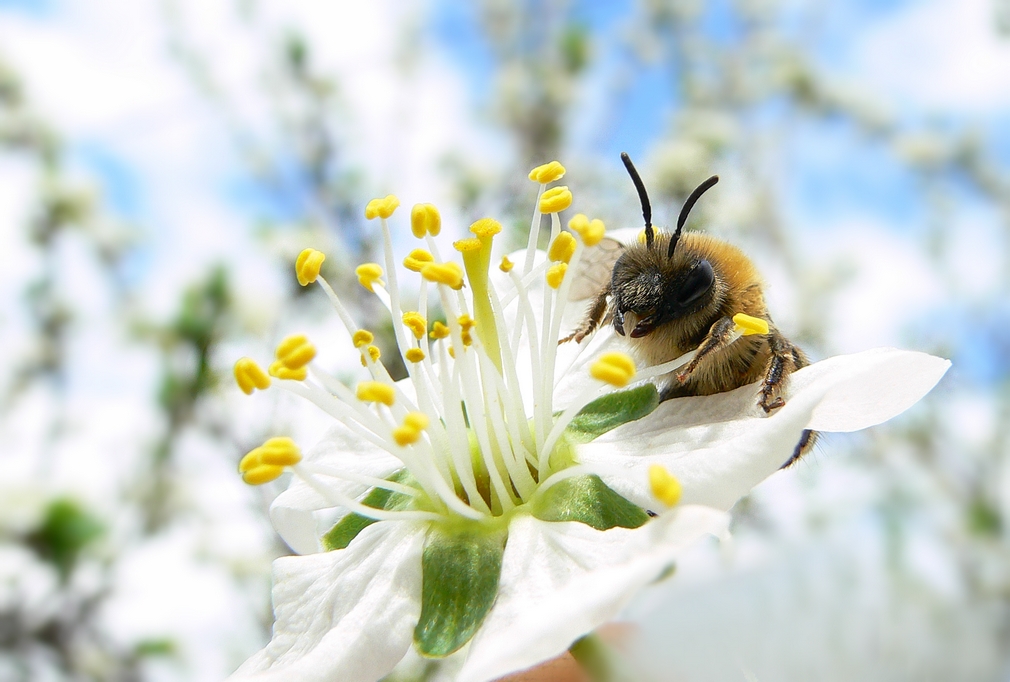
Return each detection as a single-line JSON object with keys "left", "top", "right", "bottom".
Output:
{"left": 679, "top": 260, "right": 714, "bottom": 305}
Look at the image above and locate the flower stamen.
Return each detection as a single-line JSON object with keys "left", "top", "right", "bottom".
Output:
{"left": 648, "top": 464, "right": 682, "bottom": 507}
{"left": 234, "top": 357, "right": 271, "bottom": 394}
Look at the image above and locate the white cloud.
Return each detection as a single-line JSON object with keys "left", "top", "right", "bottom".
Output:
{"left": 803, "top": 221, "right": 944, "bottom": 352}
{"left": 855, "top": 0, "right": 1010, "bottom": 112}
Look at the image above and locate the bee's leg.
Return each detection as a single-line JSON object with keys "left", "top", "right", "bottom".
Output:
{"left": 780, "top": 429, "right": 818, "bottom": 468}
{"left": 675, "top": 316, "right": 736, "bottom": 383}
{"left": 559, "top": 285, "right": 610, "bottom": 344}
{"left": 758, "top": 332, "right": 808, "bottom": 413}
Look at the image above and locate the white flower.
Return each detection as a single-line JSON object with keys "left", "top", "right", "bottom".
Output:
{"left": 228, "top": 163, "right": 947, "bottom": 682}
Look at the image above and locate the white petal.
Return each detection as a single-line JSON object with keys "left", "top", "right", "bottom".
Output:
{"left": 271, "top": 424, "right": 402, "bottom": 554}
{"left": 458, "top": 507, "right": 729, "bottom": 682}
{"left": 788, "top": 347, "right": 950, "bottom": 432}
{"left": 228, "top": 521, "right": 426, "bottom": 682}
{"left": 578, "top": 348, "right": 949, "bottom": 511}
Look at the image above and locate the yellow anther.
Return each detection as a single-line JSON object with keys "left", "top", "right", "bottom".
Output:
{"left": 539, "top": 186, "right": 573, "bottom": 214}
{"left": 258, "top": 437, "right": 302, "bottom": 467}
{"left": 421, "top": 262, "right": 464, "bottom": 290}
{"left": 268, "top": 360, "right": 308, "bottom": 382}
{"left": 410, "top": 203, "right": 441, "bottom": 237}
{"left": 448, "top": 346, "right": 456, "bottom": 359}
{"left": 732, "top": 313, "right": 770, "bottom": 336}
{"left": 569, "top": 214, "right": 606, "bottom": 246}
{"left": 234, "top": 357, "right": 271, "bottom": 395}
{"left": 391, "top": 411, "right": 430, "bottom": 447}
{"left": 590, "top": 352, "right": 636, "bottom": 387}
{"left": 392, "top": 426, "right": 422, "bottom": 447}
{"left": 365, "top": 194, "right": 400, "bottom": 220}
{"left": 359, "top": 345, "right": 381, "bottom": 367}
{"left": 548, "top": 231, "right": 577, "bottom": 263}
{"left": 356, "top": 381, "right": 396, "bottom": 406}
{"left": 528, "top": 160, "right": 566, "bottom": 184}
{"left": 403, "top": 248, "right": 434, "bottom": 272}
{"left": 458, "top": 314, "right": 475, "bottom": 330}
{"left": 405, "top": 348, "right": 426, "bottom": 363}
{"left": 403, "top": 412, "right": 429, "bottom": 430}
{"left": 295, "top": 248, "right": 326, "bottom": 286}
{"left": 499, "top": 255, "right": 514, "bottom": 273}
{"left": 275, "top": 334, "right": 316, "bottom": 370}
{"left": 240, "top": 440, "right": 300, "bottom": 482}
{"left": 637, "top": 230, "right": 648, "bottom": 244}
{"left": 648, "top": 464, "right": 682, "bottom": 507}
{"left": 238, "top": 448, "right": 262, "bottom": 472}
{"left": 352, "top": 330, "right": 375, "bottom": 348}
{"left": 546, "top": 262, "right": 568, "bottom": 289}
{"left": 469, "top": 218, "right": 502, "bottom": 239}
{"left": 430, "top": 321, "right": 450, "bottom": 339}
{"left": 461, "top": 330, "right": 473, "bottom": 346}
{"left": 356, "top": 263, "right": 385, "bottom": 292}
{"left": 242, "top": 465, "right": 285, "bottom": 486}
{"left": 402, "top": 312, "right": 427, "bottom": 340}
{"left": 453, "top": 238, "right": 482, "bottom": 253}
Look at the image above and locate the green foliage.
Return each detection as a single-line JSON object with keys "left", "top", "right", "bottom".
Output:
{"left": 27, "top": 498, "right": 104, "bottom": 581}
{"left": 967, "top": 497, "right": 1001, "bottom": 537}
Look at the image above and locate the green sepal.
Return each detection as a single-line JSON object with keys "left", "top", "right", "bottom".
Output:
{"left": 565, "top": 384, "right": 659, "bottom": 443}
{"left": 322, "top": 469, "right": 413, "bottom": 551}
{"left": 531, "top": 474, "right": 648, "bottom": 530}
{"left": 414, "top": 522, "right": 508, "bottom": 657}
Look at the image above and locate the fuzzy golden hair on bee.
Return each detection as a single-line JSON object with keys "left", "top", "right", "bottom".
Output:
{"left": 563, "top": 152, "right": 816, "bottom": 467}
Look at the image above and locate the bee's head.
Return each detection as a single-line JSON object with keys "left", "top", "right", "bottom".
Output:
{"left": 614, "top": 153, "right": 719, "bottom": 338}
{"left": 610, "top": 247, "right": 715, "bottom": 337}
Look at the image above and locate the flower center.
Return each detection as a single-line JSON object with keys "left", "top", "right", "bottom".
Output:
{"left": 233, "top": 161, "right": 766, "bottom": 526}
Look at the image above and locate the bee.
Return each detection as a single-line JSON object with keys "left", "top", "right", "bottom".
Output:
{"left": 563, "top": 153, "right": 814, "bottom": 466}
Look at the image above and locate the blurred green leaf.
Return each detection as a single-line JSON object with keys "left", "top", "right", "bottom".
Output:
{"left": 27, "top": 498, "right": 104, "bottom": 580}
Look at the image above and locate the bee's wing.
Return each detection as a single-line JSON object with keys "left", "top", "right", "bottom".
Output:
{"left": 568, "top": 237, "right": 623, "bottom": 301}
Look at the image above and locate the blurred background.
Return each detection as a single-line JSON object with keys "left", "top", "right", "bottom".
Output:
{"left": 0, "top": 0, "right": 1008, "bottom": 680}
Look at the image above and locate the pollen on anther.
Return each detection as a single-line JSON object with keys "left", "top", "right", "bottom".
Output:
{"left": 365, "top": 195, "right": 400, "bottom": 220}
{"left": 360, "top": 345, "right": 381, "bottom": 366}
{"left": 356, "top": 263, "right": 385, "bottom": 292}
{"left": 546, "top": 262, "right": 568, "bottom": 289}
{"left": 276, "top": 334, "right": 316, "bottom": 370}
{"left": 569, "top": 214, "right": 606, "bottom": 246}
{"left": 648, "top": 464, "right": 682, "bottom": 507}
{"left": 234, "top": 357, "right": 271, "bottom": 394}
{"left": 732, "top": 313, "right": 770, "bottom": 336}
{"left": 421, "top": 262, "right": 464, "bottom": 290}
{"left": 268, "top": 361, "right": 308, "bottom": 382}
{"left": 590, "top": 352, "right": 636, "bottom": 387}
{"left": 356, "top": 381, "right": 395, "bottom": 406}
{"left": 540, "top": 186, "right": 573, "bottom": 214}
{"left": 548, "top": 231, "right": 577, "bottom": 263}
{"left": 352, "top": 330, "right": 374, "bottom": 348}
{"left": 499, "top": 256, "right": 514, "bottom": 273}
{"left": 404, "top": 249, "right": 434, "bottom": 272}
{"left": 295, "top": 248, "right": 325, "bottom": 286}
{"left": 430, "top": 321, "right": 450, "bottom": 340}
{"left": 528, "top": 160, "right": 566, "bottom": 184}
{"left": 405, "top": 348, "right": 426, "bottom": 363}
{"left": 242, "top": 465, "right": 285, "bottom": 486}
{"left": 402, "top": 312, "right": 427, "bottom": 339}
{"left": 410, "top": 203, "right": 441, "bottom": 237}
{"left": 258, "top": 437, "right": 302, "bottom": 467}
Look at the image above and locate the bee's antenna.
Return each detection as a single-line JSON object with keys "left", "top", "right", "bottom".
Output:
{"left": 668, "top": 175, "right": 719, "bottom": 258}
{"left": 621, "top": 152, "right": 653, "bottom": 250}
